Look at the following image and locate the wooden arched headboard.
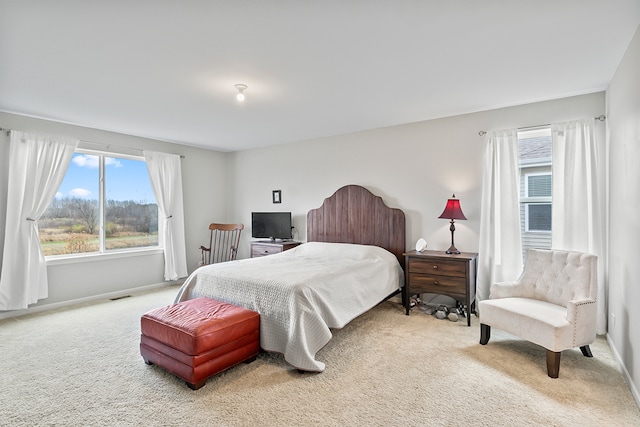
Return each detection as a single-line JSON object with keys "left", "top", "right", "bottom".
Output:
{"left": 307, "top": 185, "right": 406, "bottom": 268}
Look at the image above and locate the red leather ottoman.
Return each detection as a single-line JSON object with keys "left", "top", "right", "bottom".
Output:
{"left": 140, "top": 297, "right": 260, "bottom": 390}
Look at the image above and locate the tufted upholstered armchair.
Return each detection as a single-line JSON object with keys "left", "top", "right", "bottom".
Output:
{"left": 478, "top": 248, "right": 598, "bottom": 378}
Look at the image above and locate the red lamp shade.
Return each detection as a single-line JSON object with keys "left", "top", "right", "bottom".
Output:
{"left": 438, "top": 194, "right": 466, "bottom": 254}
{"left": 438, "top": 195, "right": 467, "bottom": 220}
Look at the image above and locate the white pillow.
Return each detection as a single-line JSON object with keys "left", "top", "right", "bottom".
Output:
{"left": 290, "top": 241, "right": 397, "bottom": 264}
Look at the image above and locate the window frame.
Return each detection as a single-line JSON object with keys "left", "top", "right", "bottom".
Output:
{"left": 522, "top": 171, "right": 552, "bottom": 233}
{"left": 43, "top": 148, "right": 160, "bottom": 262}
{"left": 524, "top": 202, "right": 552, "bottom": 233}
{"left": 517, "top": 127, "right": 553, "bottom": 261}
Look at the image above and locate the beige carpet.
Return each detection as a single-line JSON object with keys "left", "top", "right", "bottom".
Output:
{"left": 1, "top": 285, "right": 639, "bottom": 427}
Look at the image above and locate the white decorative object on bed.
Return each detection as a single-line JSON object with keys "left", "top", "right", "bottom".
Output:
{"left": 175, "top": 185, "right": 406, "bottom": 371}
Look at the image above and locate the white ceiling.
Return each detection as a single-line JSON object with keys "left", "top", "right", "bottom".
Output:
{"left": 1, "top": 1, "right": 639, "bottom": 152}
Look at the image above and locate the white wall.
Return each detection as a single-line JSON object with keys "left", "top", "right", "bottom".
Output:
{"left": 606, "top": 25, "right": 640, "bottom": 404}
{"left": 0, "top": 112, "right": 230, "bottom": 311}
{"left": 230, "top": 93, "right": 605, "bottom": 261}
{"left": 1, "top": 94, "right": 609, "bottom": 314}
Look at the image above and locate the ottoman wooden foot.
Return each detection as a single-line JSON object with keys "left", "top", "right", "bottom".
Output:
{"left": 187, "top": 379, "right": 207, "bottom": 390}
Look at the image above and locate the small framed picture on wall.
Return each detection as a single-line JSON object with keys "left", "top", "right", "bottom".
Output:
{"left": 272, "top": 190, "right": 281, "bottom": 204}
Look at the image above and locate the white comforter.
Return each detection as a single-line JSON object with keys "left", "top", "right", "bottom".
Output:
{"left": 174, "top": 241, "right": 404, "bottom": 371}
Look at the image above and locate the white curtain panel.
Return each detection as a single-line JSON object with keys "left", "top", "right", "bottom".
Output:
{"left": 0, "top": 131, "right": 78, "bottom": 310}
{"left": 551, "top": 119, "right": 606, "bottom": 334}
{"left": 143, "top": 150, "right": 188, "bottom": 281}
{"left": 477, "top": 129, "right": 523, "bottom": 303}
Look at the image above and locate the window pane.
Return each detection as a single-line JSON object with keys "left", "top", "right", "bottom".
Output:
{"left": 39, "top": 152, "right": 159, "bottom": 257}
{"left": 518, "top": 127, "right": 552, "bottom": 259}
{"left": 104, "top": 157, "right": 158, "bottom": 251}
{"left": 527, "top": 174, "right": 551, "bottom": 197}
{"left": 39, "top": 153, "right": 100, "bottom": 255}
{"left": 519, "top": 132, "right": 552, "bottom": 164}
{"left": 527, "top": 204, "right": 552, "bottom": 231}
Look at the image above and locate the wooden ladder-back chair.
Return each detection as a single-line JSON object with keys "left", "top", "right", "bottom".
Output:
{"left": 199, "top": 223, "right": 244, "bottom": 265}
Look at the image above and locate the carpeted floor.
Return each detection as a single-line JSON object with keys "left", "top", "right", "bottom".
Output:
{"left": 1, "top": 285, "right": 639, "bottom": 426}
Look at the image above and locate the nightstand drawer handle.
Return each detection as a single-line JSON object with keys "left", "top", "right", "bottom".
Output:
{"left": 434, "top": 280, "right": 439, "bottom": 285}
{"left": 433, "top": 265, "right": 438, "bottom": 269}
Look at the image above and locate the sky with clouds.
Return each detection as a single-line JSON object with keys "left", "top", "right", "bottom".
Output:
{"left": 55, "top": 154, "right": 156, "bottom": 202}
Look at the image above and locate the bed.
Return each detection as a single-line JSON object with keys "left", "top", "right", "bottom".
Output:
{"left": 174, "top": 185, "right": 406, "bottom": 371}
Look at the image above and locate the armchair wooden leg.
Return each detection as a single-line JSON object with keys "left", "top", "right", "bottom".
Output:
{"left": 546, "top": 350, "right": 561, "bottom": 378}
{"left": 480, "top": 324, "right": 491, "bottom": 345}
{"left": 580, "top": 345, "right": 593, "bottom": 357}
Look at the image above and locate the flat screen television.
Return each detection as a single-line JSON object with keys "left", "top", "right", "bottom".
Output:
{"left": 251, "top": 212, "right": 292, "bottom": 241}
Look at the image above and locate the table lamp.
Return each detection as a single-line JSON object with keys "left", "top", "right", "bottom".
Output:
{"left": 438, "top": 194, "right": 467, "bottom": 254}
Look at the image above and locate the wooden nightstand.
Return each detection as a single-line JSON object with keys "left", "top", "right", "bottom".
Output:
{"left": 403, "top": 250, "right": 478, "bottom": 326}
{"left": 250, "top": 241, "right": 301, "bottom": 258}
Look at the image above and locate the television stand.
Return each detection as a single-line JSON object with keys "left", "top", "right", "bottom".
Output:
{"left": 250, "top": 240, "right": 301, "bottom": 258}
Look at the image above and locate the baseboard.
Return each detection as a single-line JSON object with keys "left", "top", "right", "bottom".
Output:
{"left": 607, "top": 333, "right": 640, "bottom": 410}
{"left": 0, "top": 280, "right": 183, "bottom": 321}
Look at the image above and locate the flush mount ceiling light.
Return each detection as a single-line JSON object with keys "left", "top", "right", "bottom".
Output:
{"left": 235, "top": 84, "right": 247, "bottom": 101}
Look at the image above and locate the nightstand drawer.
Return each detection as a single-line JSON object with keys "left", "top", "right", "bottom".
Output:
{"left": 251, "top": 244, "right": 282, "bottom": 257}
{"left": 408, "top": 258, "right": 466, "bottom": 277}
{"left": 250, "top": 241, "right": 301, "bottom": 258}
{"left": 408, "top": 273, "right": 466, "bottom": 295}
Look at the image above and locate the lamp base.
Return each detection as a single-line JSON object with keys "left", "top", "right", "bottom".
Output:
{"left": 446, "top": 221, "right": 461, "bottom": 254}
{"left": 445, "top": 245, "right": 461, "bottom": 255}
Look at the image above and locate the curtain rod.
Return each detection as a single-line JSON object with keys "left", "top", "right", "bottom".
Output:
{"left": 0, "top": 126, "right": 185, "bottom": 159}
{"left": 478, "top": 115, "right": 606, "bottom": 136}
{"left": 79, "top": 140, "right": 185, "bottom": 159}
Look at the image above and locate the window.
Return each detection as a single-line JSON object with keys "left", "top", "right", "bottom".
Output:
{"left": 39, "top": 150, "right": 158, "bottom": 256}
{"left": 518, "top": 127, "right": 552, "bottom": 256}
{"left": 523, "top": 173, "right": 552, "bottom": 231}
{"left": 526, "top": 203, "right": 552, "bottom": 231}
